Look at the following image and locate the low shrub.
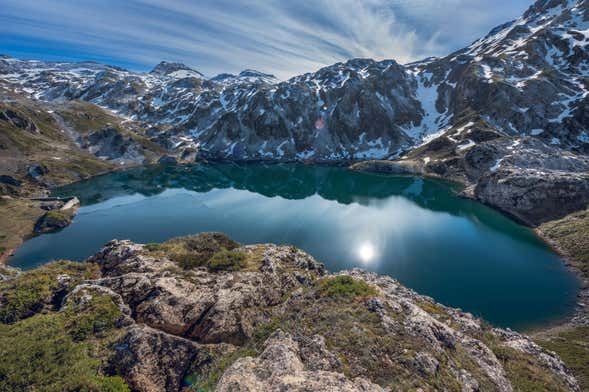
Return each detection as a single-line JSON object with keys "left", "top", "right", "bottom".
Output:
{"left": 170, "top": 251, "right": 211, "bottom": 270}
{"left": 207, "top": 250, "right": 247, "bottom": 272}
{"left": 317, "top": 275, "right": 377, "bottom": 300}
{"left": 65, "top": 294, "right": 122, "bottom": 341}
{"left": 143, "top": 243, "right": 161, "bottom": 252}
{"left": 162, "top": 233, "right": 242, "bottom": 270}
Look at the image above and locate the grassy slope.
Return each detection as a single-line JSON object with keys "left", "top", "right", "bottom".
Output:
{"left": 0, "top": 262, "right": 129, "bottom": 391}
{"left": 0, "top": 95, "right": 168, "bottom": 260}
{"left": 534, "top": 209, "right": 589, "bottom": 391}
{"left": 0, "top": 99, "right": 116, "bottom": 192}
{"left": 0, "top": 198, "right": 45, "bottom": 260}
{"left": 0, "top": 99, "right": 116, "bottom": 258}
{"left": 56, "top": 100, "right": 166, "bottom": 159}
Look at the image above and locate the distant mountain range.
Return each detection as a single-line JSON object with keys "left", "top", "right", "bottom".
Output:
{"left": 1, "top": 0, "right": 588, "bottom": 162}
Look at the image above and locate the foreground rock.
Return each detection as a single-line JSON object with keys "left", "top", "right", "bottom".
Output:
{"left": 0, "top": 233, "right": 579, "bottom": 391}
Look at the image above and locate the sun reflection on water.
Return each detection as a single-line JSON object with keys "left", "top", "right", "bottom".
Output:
{"left": 357, "top": 241, "right": 376, "bottom": 264}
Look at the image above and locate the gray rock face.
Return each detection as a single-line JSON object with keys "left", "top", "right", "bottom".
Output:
{"left": 70, "top": 237, "right": 580, "bottom": 391}
{"left": 0, "top": 108, "right": 38, "bottom": 132}
{"left": 216, "top": 330, "right": 385, "bottom": 392}
{"left": 475, "top": 167, "right": 589, "bottom": 225}
{"left": 80, "top": 127, "right": 145, "bottom": 163}
{"left": 461, "top": 136, "right": 589, "bottom": 225}
{"left": 110, "top": 324, "right": 229, "bottom": 392}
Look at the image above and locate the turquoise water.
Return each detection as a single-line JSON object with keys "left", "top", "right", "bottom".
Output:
{"left": 9, "top": 163, "right": 579, "bottom": 330}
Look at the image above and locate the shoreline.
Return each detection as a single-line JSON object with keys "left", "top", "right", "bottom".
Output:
{"left": 532, "top": 227, "right": 589, "bottom": 331}
{"left": 0, "top": 162, "right": 142, "bottom": 267}
{"left": 2, "top": 161, "right": 587, "bottom": 337}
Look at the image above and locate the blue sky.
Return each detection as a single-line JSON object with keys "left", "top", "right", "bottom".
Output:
{"left": 0, "top": 0, "right": 531, "bottom": 79}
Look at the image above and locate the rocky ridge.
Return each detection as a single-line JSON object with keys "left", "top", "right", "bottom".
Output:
{"left": 0, "top": 233, "right": 580, "bottom": 391}
{"left": 1, "top": 1, "right": 589, "bottom": 163}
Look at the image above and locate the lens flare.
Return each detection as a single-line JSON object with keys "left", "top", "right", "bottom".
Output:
{"left": 315, "top": 117, "right": 325, "bottom": 129}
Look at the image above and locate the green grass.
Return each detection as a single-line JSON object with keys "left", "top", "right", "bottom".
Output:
{"left": 0, "top": 261, "right": 100, "bottom": 324}
{"left": 417, "top": 300, "right": 449, "bottom": 318}
{"left": 537, "top": 210, "right": 589, "bottom": 390}
{"left": 490, "top": 344, "right": 570, "bottom": 392}
{"left": 0, "top": 198, "right": 45, "bottom": 253}
{"left": 0, "top": 293, "right": 129, "bottom": 391}
{"left": 170, "top": 251, "right": 213, "bottom": 270}
{"left": 42, "top": 209, "right": 74, "bottom": 226}
{"left": 144, "top": 242, "right": 161, "bottom": 252}
{"left": 191, "top": 347, "right": 258, "bottom": 391}
{"left": 540, "top": 208, "right": 589, "bottom": 276}
{"left": 66, "top": 294, "right": 123, "bottom": 342}
{"left": 317, "top": 275, "right": 378, "bottom": 300}
{"left": 536, "top": 326, "right": 589, "bottom": 391}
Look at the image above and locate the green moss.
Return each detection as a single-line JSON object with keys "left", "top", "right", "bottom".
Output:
{"left": 0, "top": 294, "right": 128, "bottom": 391}
{"left": 207, "top": 250, "right": 247, "bottom": 272}
{"left": 317, "top": 275, "right": 378, "bottom": 300}
{"left": 536, "top": 326, "right": 589, "bottom": 391}
{"left": 0, "top": 261, "right": 100, "bottom": 324}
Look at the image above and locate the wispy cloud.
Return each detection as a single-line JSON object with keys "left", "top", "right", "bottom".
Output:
{"left": 0, "top": 0, "right": 530, "bottom": 79}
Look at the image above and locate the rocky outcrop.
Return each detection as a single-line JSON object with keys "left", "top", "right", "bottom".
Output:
{"left": 217, "top": 330, "right": 385, "bottom": 392}
{"left": 475, "top": 168, "right": 589, "bottom": 225}
{"left": 75, "top": 127, "right": 153, "bottom": 165}
{"left": 12, "top": 234, "right": 567, "bottom": 391}
{"left": 0, "top": 233, "right": 581, "bottom": 390}
{"left": 110, "top": 324, "right": 229, "bottom": 392}
{"left": 0, "top": 108, "right": 38, "bottom": 133}
{"left": 33, "top": 197, "right": 80, "bottom": 234}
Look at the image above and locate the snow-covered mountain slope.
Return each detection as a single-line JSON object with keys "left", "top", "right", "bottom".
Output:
{"left": 412, "top": 0, "right": 589, "bottom": 152}
{"left": 1, "top": 0, "right": 589, "bottom": 161}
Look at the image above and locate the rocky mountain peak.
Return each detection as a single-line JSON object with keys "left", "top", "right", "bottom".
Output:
{"left": 2, "top": 0, "right": 589, "bottom": 161}
{"left": 150, "top": 61, "right": 204, "bottom": 78}
{"left": 524, "top": 0, "right": 581, "bottom": 17}
{"left": 238, "top": 69, "right": 275, "bottom": 79}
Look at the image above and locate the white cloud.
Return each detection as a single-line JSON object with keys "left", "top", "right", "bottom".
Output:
{"left": 0, "top": 0, "right": 530, "bottom": 79}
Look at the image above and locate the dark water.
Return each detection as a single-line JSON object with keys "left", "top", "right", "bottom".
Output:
{"left": 10, "top": 163, "right": 579, "bottom": 330}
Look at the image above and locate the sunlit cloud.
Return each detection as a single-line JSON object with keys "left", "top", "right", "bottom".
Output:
{"left": 0, "top": 0, "right": 530, "bottom": 79}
